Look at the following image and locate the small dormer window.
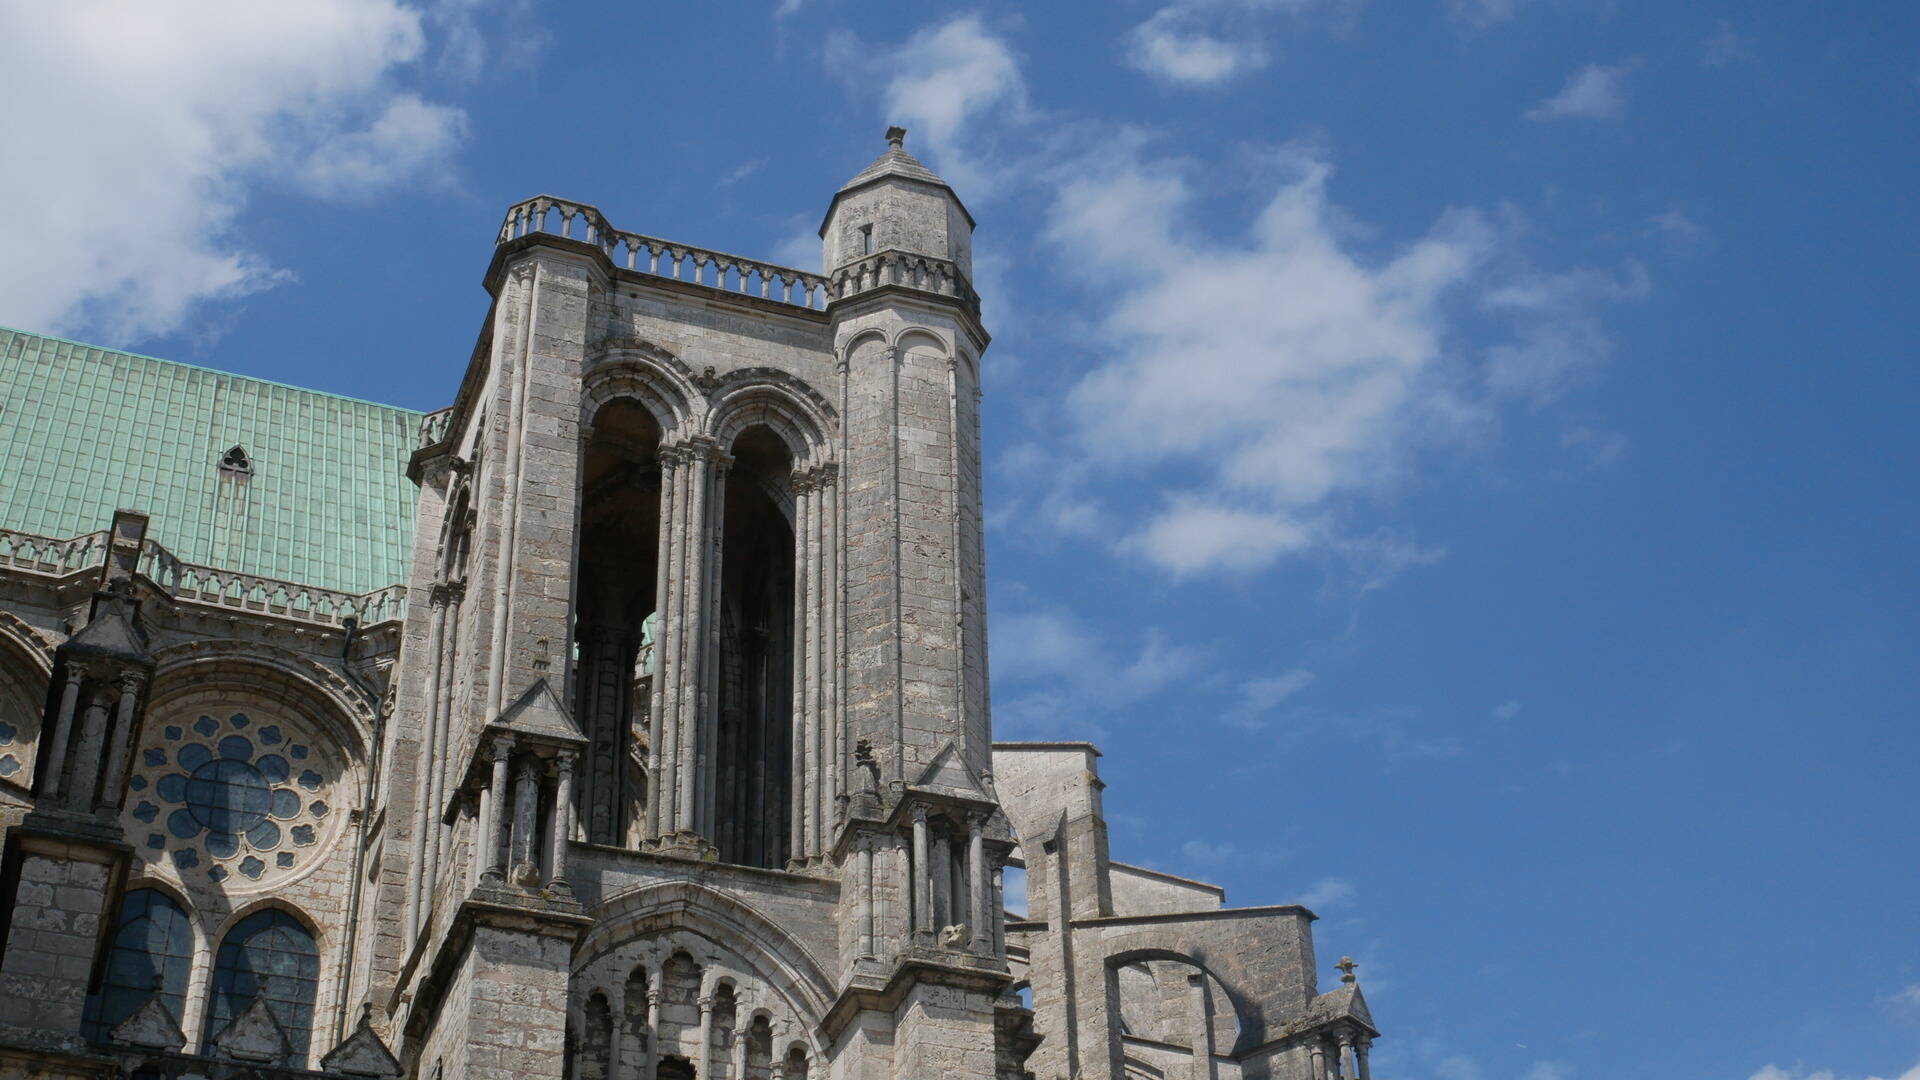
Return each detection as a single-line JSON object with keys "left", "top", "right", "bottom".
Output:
{"left": 219, "top": 445, "right": 252, "bottom": 476}
{"left": 860, "top": 223, "right": 874, "bottom": 255}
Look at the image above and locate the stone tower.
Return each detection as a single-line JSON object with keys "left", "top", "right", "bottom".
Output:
{"left": 0, "top": 130, "right": 1379, "bottom": 1080}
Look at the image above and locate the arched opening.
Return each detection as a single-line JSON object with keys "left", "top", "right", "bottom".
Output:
{"left": 575, "top": 399, "right": 663, "bottom": 846}
{"left": 714, "top": 426, "right": 794, "bottom": 869}
{"left": 82, "top": 888, "right": 194, "bottom": 1042}
{"left": 203, "top": 908, "right": 320, "bottom": 1067}
{"left": 1111, "top": 955, "right": 1242, "bottom": 1079}
{"left": 579, "top": 992, "right": 613, "bottom": 1080}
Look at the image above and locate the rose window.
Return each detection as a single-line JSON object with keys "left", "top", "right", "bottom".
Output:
{"left": 123, "top": 710, "right": 338, "bottom": 887}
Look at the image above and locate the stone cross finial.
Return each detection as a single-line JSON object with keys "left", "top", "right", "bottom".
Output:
{"left": 886, "top": 125, "right": 907, "bottom": 150}
{"left": 1337, "top": 956, "right": 1358, "bottom": 985}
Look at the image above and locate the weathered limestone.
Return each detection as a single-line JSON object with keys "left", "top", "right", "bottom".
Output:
{"left": 0, "top": 129, "right": 1378, "bottom": 1080}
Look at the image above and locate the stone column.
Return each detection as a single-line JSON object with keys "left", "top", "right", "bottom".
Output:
{"left": 676, "top": 443, "right": 715, "bottom": 837}
{"left": 932, "top": 832, "right": 953, "bottom": 932}
{"left": 480, "top": 734, "right": 514, "bottom": 881}
{"left": 700, "top": 452, "right": 729, "bottom": 841}
{"left": 696, "top": 991, "right": 715, "bottom": 1080}
{"left": 548, "top": 751, "right": 576, "bottom": 891}
{"left": 1188, "top": 973, "right": 1213, "bottom": 1080}
{"left": 790, "top": 472, "right": 812, "bottom": 860}
{"left": 39, "top": 662, "right": 83, "bottom": 801}
{"left": 67, "top": 686, "right": 113, "bottom": 808}
{"left": 1334, "top": 1032, "right": 1355, "bottom": 1080}
{"left": 411, "top": 583, "right": 450, "bottom": 937}
{"left": 857, "top": 837, "right": 875, "bottom": 958}
{"left": 967, "top": 813, "right": 988, "bottom": 952}
{"left": 911, "top": 807, "right": 932, "bottom": 942}
{"left": 1355, "top": 1035, "right": 1372, "bottom": 1080}
{"left": 1309, "top": 1040, "right": 1327, "bottom": 1080}
{"left": 97, "top": 671, "right": 144, "bottom": 804}
{"left": 649, "top": 447, "right": 683, "bottom": 838}
{"left": 991, "top": 866, "right": 1006, "bottom": 956}
{"left": 510, "top": 751, "right": 542, "bottom": 885}
{"left": 644, "top": 982, "right": 661, "bottom": 1080}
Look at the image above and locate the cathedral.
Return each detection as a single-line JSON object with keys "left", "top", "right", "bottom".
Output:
{"left": 0, "top": 130, "right": 1378, "bottom": 1080}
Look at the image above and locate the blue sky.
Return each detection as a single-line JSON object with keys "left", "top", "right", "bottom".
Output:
{"left": 3, "top": 3, "right": 1916, "bottom": 1078}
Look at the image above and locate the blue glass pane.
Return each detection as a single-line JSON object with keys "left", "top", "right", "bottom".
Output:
{"left": 291, "top": 825, "right": 315, "bottom": 846}
{"left": 142, "top": 747, "right": 166, "bottom": 767}
{"left": 297, "top": 770, "right": 322, "bottom": 792}
{"left": 0, "top": 755, "right": 15, "bottom": 777}
{"left": 247, "top": 820, "right": 280, "bottom": 850}
{"left": 238, "top": 856, "right": 265, "bottom": 879}
{"left": 289, "top": 744, "right": 308, "bottom": 760}
{"left": 258, "top": 725, "right": 282, "bottom": 746}
{"left": 177, "top": 743, "right": 211, "bottom": 770}
{"left": 163, "top": 725, "right": 182, "bottom": 740}
{"left": 217, "top": 735, "right": 253, "bottom": 761}
{"left": 167, "top": 808, "right": 201, "bottom": 839}
{"left": 193, "top": 715, "right": 218, "bottom": 736}
{"left": 146, "top": 833, "right": 165, "bottom": 850}
{"left": 0, "top": 721, "right": 16, "bottom": 744}
{"left": 171, "top": 848, "right": 198, "bottom": 870}
{"left": 308, "top": 800, "right": 328, "bottom": 818}
{"left": 276, "top": 852, "right": 295, "bottom": 868}
{"left": 185, "top": 758, "right": 271, "bottom": 834}
{"left": 156, "top": 774, "right": 187, "bottom": 802}
{"left": 132, "top": 801, "right": 158, "bottom": 823}
{"left": 84, "top": 890, "right": 194, "bottom": 1043}
{"left": 206, "top": 910, "right": 319, "bottom": 1066}
{"left": 271, "top": 788, "right": 301, "bottom": 819}
{"left": 208, "top": 865, "right": 228, "bottom": 883}
{"left": 257, "top": 754, "right": 289, "bottom": 783}
{"left": 228, "top": 713, "right": 250, "bottom": 729}
{"left": 128, "top": 774, "right": 147, "bottom": 791}
{"left": 205, "top": 831, "right": 238, "bottom": 858}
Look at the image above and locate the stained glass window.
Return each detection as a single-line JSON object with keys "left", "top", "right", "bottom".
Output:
{"left": 203, "top": 909, "right": 319, "bottom": 1067}
{"left": 82, "top": 889, "right": 194, "bottom": 1043}
{"left": 124, "top": 710, "right": 335, "bottom": 886}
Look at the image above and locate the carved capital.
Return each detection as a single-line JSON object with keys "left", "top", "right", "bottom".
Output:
{"left": 910, "top": 804, "right": 929, "bottom": 826}
{"left": 116, "top": 670, "right": 147, "bottom": 696}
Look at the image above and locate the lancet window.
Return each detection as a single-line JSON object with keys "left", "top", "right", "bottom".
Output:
{"left": 82, "top": 888, "right": 194, "bottom": 1042}
{"left": 203, "top": 908, "right": 320, "bottom": 1067}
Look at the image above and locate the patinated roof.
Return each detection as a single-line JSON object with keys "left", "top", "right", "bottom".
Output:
{"left": 0, "top": 326, "right": 420, "bottom": 595}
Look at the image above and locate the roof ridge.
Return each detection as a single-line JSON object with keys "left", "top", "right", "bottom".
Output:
{"left": 0, "top": 325, "right": 425, "bottom": 414}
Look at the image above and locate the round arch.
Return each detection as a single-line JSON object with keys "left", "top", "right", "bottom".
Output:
{"left": 576, "top": 880, "right": 836, "bottom": 1026}
{"left": 705, "top": 379, "right": 835, "bottom": 468}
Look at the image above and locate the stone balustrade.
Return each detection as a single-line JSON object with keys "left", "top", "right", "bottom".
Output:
{"left": 828, "top": 248, "right": 980, "bottom": 315}
{"left": 0, "top": 527, "right": 408, "bottom": 628}
{"left": 0, "top": 528, "right": 107, "bottom": 577}
{"left": 498, "top": 195, "right": 833, "bottom": 310}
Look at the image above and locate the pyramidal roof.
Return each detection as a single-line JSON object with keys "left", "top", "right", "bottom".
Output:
{"left": 840, "top": 126, "right": 949, "bottom": 190}
{"left": 824, "top": 127, "right": 975, "bottom": 231}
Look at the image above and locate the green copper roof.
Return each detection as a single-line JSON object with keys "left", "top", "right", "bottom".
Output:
{"left": 0, "top": 326, "right": 420, "bottom": 595}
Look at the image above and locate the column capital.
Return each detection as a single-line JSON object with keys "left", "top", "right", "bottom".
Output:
{"left": 489, "top": 732, "right": 517, "bottom": 759}
{"left": 910, "top": 804, "right": 930, "bottom": 825}
{"left": 116, "top": 669, "right": 147, "bottom": 695}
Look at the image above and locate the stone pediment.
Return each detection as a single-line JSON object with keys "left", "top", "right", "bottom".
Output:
{"left": 491, "top": 678, "right": 585, "bottom": 745}
{"left": 63, "top": 586, "right": 151, "bottom": 663}
{"left": 320, "top": 1009, "right": 403, "bottom": 1077}
{"left": 108, "top": 993, "right": 186, "bottom": 1051}
{"left": 912, "top": 742, "right": 989, "bottom": 801}
{"left": 211, "top": 995, "right": 291, "bottom": 1063}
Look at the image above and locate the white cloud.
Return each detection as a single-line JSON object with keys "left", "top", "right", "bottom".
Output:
{"left": 1702, "top": 20, "right": 1757, "bottom": 68}
{"left": 863, "top": 15, "right": 1026, "bottom": 194}
{"left": 0, "top": 0, "right": 469, "bottom": 343}
{"left": 1481, "top": 263, "right": 1649, "bottom": 403}
{"left": 1525, "top": 1063, "right": 1571, "bottom": 1080}
{"left": 1529, "top": 63, "right": 1630, "bottom": 121}
{"left": 299, "top": 93, "right": 466, "bottom": 198}
{"left": 1181, "top": 839, "right": 1240, "bottom": 865}
{"left": 1126, "top": 499, "right": 1311, "bottom": 577}
{"left": 1748, "top": 1065, "right": 1920, "bottom": 1080}
{"left": 1297, "top": 876, "right": 1354, "bottom": 909}
{"left": 1125, "top": 8, "right": 1269, "bottom": 86}
{"left": 1223, "top": 669, "right": 1316, "bottom": 730}
{"left": 1447, "top": 0, "right": 1532, "bottom": 26}
{"left": 1052, "top": 145, "right": 1496, "bottom": 575}
{"left": 990, "top": 604, "right": 1201, "bottom": 735}
{"left": 1890, "top": 984, "right": 1920, "bottom": 1020}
